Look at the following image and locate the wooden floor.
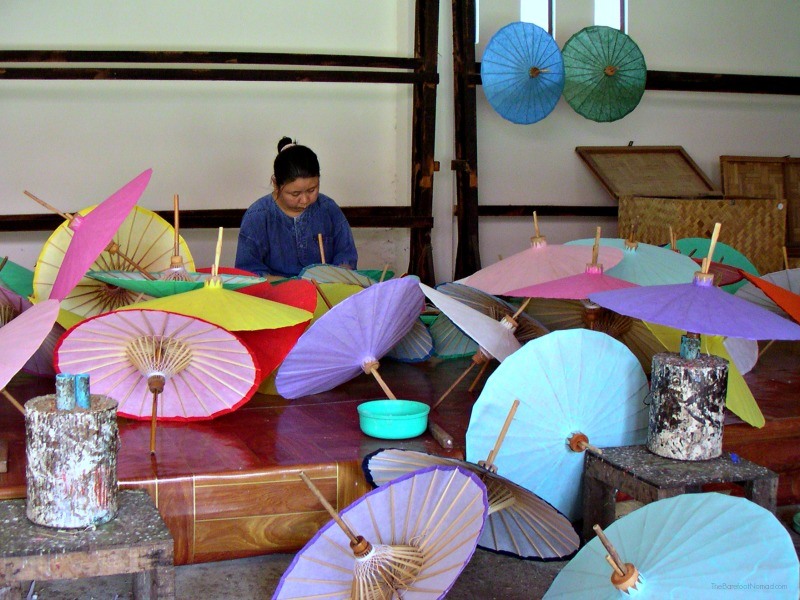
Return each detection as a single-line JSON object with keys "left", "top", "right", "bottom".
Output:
{"left": 1, "top": 343, "right": 798, "bottom": 565}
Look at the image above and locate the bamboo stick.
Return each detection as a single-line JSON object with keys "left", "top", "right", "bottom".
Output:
{"left": 1, "top": 388, "right": 26, "bottom": 415}
{"left": 318, "top": 233, "right": 326, "bottom": 264}
{"left": 484, "top": 399, "right": 520, "bottom": 467}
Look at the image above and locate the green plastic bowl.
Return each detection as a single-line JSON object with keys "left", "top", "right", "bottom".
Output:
{"left": 357, "top": 399, "right": 430, "bottom": 439}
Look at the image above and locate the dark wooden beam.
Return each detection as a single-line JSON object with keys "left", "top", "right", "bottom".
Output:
{"left": 0, "top": 207, "right": 433, "bottom": 233}
{"left": 476, "top": 205, "right": 618, "bottom": 218}
{"left": 468, "top": 66, "right": 800, "bottom": 95}
{"left": 0, "top": 50, "right": 420, "bottom": 70}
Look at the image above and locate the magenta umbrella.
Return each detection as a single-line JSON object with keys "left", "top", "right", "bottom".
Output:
{"left": 0, "top": 288, "right": 65, "bottom": 376}
{"left": 506, "top": 264, "right": 638, "bottom": 299}
{"left": 49, "top": 169, "right": 153, "bottom": 301}
{"left": 275, "top": 277, "right": 425, "bottom": 399}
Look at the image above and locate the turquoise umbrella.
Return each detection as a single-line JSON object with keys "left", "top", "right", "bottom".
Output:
{"left": 0, "top": 257, "right": 34, "bottom": 297}
{"left": 674, "top": 237, "right": 758, "bottom": 293}
{"left": 481, "top": 22, "right": 564, "bottom": 124}
{"left": 545, "top": 493, "right": 799, "bottom": 598}
{"left": 466, "top": 328, "right": 648, "bottom": 521}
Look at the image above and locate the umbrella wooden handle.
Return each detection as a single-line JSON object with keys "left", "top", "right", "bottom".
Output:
{"left": 702, "top": 222, "right": 722, "bottom": 274}
{"left": 428, "top": 420, "right": 454, "bottom": 449}
{"left": 310, "top": 279, "right": 333, "bottom": 310}
{"left": 467, "top": 360, "right": 490, "bottom": 392}
{"left": 298, "top": 471, "right": 361, "bottom": 545}
{"left": 24, "top": 190, "right": 72, "bottom": 221}
{"left": 149, "top": 389, "right": 159, "bottom": 455}
{"left": 317, "top": 233, "right": 326, "bottom": 264}
{"left": 431, "top": 361, "right": 476, "bottom": 411}
{"left": 364, "top": 362, "right": 396, "bottom": 400}
{"left": 1, "top": 389, "right": 26, "bottom": 415}
{"left": 484, "top": 399, "right": 520, "bottom": 467}
{"left": 173, "top": 194, "right": 181, "bottom": 257}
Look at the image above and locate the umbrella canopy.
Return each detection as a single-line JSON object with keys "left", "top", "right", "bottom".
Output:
{"left": 588, "top": 271, "right": 800, "bottom": 340}
{"left": 674, "top": 237, "right": 759, "bottom": 293}
{"left": 46, "top": 170, "right": 152, "bottom": 301}
{"left": 644, "top": 322, "right": 764, "bottom": 428}
{"left": 32, "top": 204, "right": 196, "bottom": 317}
{"left": 420, "top": 283, "right": 520, "bottom": 362}
{"left": 462, "top": 240, "right": 623, "bottom": 296}
{"left": 363, "top": 448, "right": 579, "bottom": 561}
{"left": 561, "top": 25, "right": 647, "bottom": 122}
{"left": 480, "top": 21, "right": 565, "bottom": 124}
{"left": 232, "top": 278, "right": 316, "bottom": 382}
{"left": 86, "top": 270, "right": 266, "bottom": 298}
{"left": 54, "top": 309, "right": 260, "bottom": 421}
{"left": 385, "top": 317, "right": 434, "bottom": 363}
{"left": 274, "top": 465, "right": 488, "bottom": 599}
{"left": 300, "top": 263, "right": 383, "bottom": 287}
{"left": 565, "top": 238, "right": 697, "bottom": 286}
{"left": 544, "top": 493, "right": 799, "bottom": 599}
{"left": 121, "top": 277, "right": 312, "bottom": 332}
{"left": 466, "top": 329, "right": 649, "bottom": 521}
{"left": 0, "top": 288, "right": 65, "bottom": 376}
{"left": 0, "top": 299, "right": 60, "bottom": 390}
{"left": 275, "top": 277, "right": 425, "bottom": 399}
{"left": 429, "top": 311, "right": 479, "bottom": 359}
{"left": 0, "top": 257, "right": 34, "bottom": 297}
{"left": 505, "top": 267, "right": 638, "bottom": 299}
{"left": 737, "top": 269, "right": 800, "bottom": 324}
{"left": 524, "top": 298, "right": 663, "bottom": 375}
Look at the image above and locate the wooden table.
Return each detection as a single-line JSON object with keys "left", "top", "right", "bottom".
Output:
{"left": 0, "top": 490, "right": 174, "bottom": 599}
{"left": 582, "top": 444, "right": 778, "bottom": 542}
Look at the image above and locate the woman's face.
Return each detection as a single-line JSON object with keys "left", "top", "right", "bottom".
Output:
{"left": 273, "top": 176, "right": 320, "bottom": 217}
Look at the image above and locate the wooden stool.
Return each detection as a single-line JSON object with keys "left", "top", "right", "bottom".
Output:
{"left": 582, "top": 444, "right": 778, "bottom": 542}
{"left": 0, "top": 489, "right": 174, "bottom": 599}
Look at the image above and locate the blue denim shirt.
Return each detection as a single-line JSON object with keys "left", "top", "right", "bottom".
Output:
{"left": 235, "top": 193, "right": 358, "bottom": 278}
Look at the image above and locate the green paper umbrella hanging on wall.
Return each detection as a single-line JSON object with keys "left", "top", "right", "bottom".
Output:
{"left": 561, "top": 25, "right": 647, "bottom": 122}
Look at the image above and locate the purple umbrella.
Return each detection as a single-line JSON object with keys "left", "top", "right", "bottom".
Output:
{"left": 588, "top": 272, "right": 800, "bottom": 341}
{"left": 275, "top": 277, "right": 426, "bottom": 399}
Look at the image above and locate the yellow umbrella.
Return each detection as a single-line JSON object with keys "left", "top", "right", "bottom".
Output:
{"left": 32, "top": 205, "right": 195, "bottom": 317}
{"left": 644, "top": 322, "right": 764, "bottom": 428}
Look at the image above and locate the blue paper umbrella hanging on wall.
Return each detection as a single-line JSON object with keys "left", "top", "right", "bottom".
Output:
{"left": 561, "top": 25, "right": 647, "bottom": 122}
{"left": 480, "top": 21, "right": 565, "bottom": 124}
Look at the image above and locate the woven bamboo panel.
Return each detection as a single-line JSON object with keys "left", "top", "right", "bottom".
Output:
{"left": 577, "top": 146, "right": 718, "bottom": 199}
{"left": 721, "top": 156, "right": 800, "bottom": 246}
{"left": 619, "top": 195, "right": 786, "bottom": 273}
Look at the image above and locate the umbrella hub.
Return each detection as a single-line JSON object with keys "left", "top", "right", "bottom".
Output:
{"left": 68, "top": 213, "right": 87, "bottom": 232}
{"left": 126, "top": 335, "right": 193, "bottom": 378}
{"left": 530, "top": 235, "right": 547, "bottom": 248}
{"left": 98, "top": 283, "right": 142, "bottom": 312}
{"left": 585, "top": 263, "right": 604, "bottom": 275}
{"left": 567, "top": 432, "right": 600, "bottom": 453}
{"left": 611, "top": 562, "right": 642, "bottom": 593}
{"left": 159, "top": 256, "right": 193, "bottom": 282}
{"left": 0, "top": 303, "right": 20, "bottom": 326}
{"left": 528, "top": 66, "right": 542, "bottom": 78}
{"left": 624, "top": 239, "right": 639, "bottom": 252}
{"left": 352, "top": 540, "right": 424, "bottom": 596}
{"left": 693, "top": 271, "right": 715, "bottom": 287}
{"left": 361, "top": 358, "right": 380, "bottom": 375}
{"left": 604, "top": 65, "right": 618, "bottom": 76}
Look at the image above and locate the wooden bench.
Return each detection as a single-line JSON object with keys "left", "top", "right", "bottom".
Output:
{"left": 0, "top": 489, "right": 174, "bottom": 599}
{"left": 582, "top": 444, "right": 778, "bottom": 542}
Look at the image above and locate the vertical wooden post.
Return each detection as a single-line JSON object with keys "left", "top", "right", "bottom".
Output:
{"left": 409, "top": 0, "right": 440, "bottom": 286}
{"left": 452, "top": 0, "right": 482, "bottom": 279}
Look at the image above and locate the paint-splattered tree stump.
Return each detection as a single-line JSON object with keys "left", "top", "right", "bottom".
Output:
{"left": 0, "top": 490, "right": 174, "bottom": 599}
{"left": 582, "top": 445, "right": 777, "bottom": 543}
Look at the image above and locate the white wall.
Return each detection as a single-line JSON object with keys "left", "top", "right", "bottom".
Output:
{"left": 1, "top": 1, "right": 799, "bottom": 283}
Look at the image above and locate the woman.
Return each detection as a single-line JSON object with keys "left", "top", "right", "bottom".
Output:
{"left": 235, "top": 137, "right": 358, "bottom": 278}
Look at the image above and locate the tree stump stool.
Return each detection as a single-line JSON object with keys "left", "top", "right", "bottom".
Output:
{"left": 582, "top": 444, "right": 778, "bottom": 543}
{"left": 0, "top": 489, "right": 174, "bottom": 599}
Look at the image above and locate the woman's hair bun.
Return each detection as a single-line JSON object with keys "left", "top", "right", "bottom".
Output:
{"left": 277, "top": 136, "right": 295, "bottom": 152}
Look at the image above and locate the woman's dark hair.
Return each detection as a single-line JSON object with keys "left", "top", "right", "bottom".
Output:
{"left": 273, "top": 136, "right": 320, "bottom": 187}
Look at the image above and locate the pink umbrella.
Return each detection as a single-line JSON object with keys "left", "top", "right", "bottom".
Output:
{"left": 275, "top": 277, "right": 425, "bottom": 399}
{"left": 54, "top": 309, "right": 261, "bottom": 454}
{"left": 49, "top": 169, "right": 152, "bottom": 301}
{"left": 0, "top": 288, "right": 65, "bottom": 376}
{"left": 0, "top": 299, "right": 61, "bottom": 413}
{"left": 506, "top": 265, "right": 638, "bottom": 299}
{"left": 463, "top": 238, "right": 623, "bottom": 296}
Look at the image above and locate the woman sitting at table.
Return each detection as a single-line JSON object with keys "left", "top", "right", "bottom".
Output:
{"left": 235, "top": 136, "right": 358, "bottom": 279}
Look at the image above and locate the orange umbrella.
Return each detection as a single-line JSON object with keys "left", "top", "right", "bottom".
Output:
{"left": 739, "top": 270, "right": 800, "bottom": 324}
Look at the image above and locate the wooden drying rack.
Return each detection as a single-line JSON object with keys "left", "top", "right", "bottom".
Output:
{"left": 0, "top": 0, "right": 441, "bottom": 284}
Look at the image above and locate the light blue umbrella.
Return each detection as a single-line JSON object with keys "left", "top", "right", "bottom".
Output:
{"left": 466, "top": 328, "right": 648, "bottom": 521}
{"left": 481, "top": 22, "right": 564, "bottom": 124}
{"left": 545, "top": 493, "right": 800, "bottom": 599}
{"left": 566, "top": 238, "right": 697, "bottom": 286}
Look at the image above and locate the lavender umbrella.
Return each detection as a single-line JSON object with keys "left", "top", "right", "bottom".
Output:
{"left": 275, "top": 277, "right": 425, "bottom": 399}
